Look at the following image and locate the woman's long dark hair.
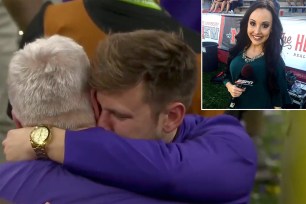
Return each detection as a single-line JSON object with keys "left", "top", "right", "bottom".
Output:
{"left": 226, "top": 0, "right": 284, "bottom": 95}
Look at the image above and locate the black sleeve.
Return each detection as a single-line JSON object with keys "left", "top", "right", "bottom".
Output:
{"left": 18, "top": 1, "right": 52, "bottom": 48}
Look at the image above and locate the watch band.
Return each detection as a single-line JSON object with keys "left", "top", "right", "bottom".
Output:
{"left": 32, "top": 145, "right": 49, "bottom": 159}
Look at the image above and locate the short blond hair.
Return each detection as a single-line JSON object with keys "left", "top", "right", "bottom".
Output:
{"left": 90, "top": 30, "right": 197, "bottom": 115}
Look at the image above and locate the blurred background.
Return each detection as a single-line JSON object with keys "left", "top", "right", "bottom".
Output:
{"left": 239, "top": 110, "right": 288, "bottom": 204}
{"left": 0, "top": 0, "right": 18, "bottom": 163}
{"left": 234, "top": 110, "right": 305, "bottom": 204}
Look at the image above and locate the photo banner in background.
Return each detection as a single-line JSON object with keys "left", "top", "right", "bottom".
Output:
{"left": 220, "top": 16, "right": 241, "bottom": 50}
{"left": 281, "top": 17, "right": 306, "bottom": 71}
{"left": 201, "top": 13, "right": 222, "bottom": 43}
{"left": 202, "top": 14, "right": 306, "bottom": 74}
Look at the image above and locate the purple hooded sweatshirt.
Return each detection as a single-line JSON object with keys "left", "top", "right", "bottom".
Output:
{"left": 0, "top": 114, "right": 257, "bottom": 203}
{"left": 63, "top": 114, "right": 257, "bottom": 203}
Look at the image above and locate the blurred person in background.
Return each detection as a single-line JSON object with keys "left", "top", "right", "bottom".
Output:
{"left": 286, "top": 0, "right": 305, "bottom": 12}
{"left": 221, "top": 0, "right": 237, "bottom": 13}
{"left": 3, "top": 0, "right": 43, "bottom": 33}
{"left": 209, "top": 0, "right": 225, "bottom": 12}
{"left": 0, "top": 0, "right": 18, "bottom": 163}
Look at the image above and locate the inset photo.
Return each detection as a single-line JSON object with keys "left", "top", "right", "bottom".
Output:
{"left": 201, "top": 0, "right": 306, "bottom": 109}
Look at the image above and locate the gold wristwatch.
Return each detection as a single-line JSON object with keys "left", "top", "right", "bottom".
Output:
{"left": 30, "top": 125, "right": 52, "bottom": 159}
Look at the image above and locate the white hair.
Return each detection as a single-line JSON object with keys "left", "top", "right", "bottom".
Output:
{"left": 8, "top": 35, "right": 95, "bottom": 129}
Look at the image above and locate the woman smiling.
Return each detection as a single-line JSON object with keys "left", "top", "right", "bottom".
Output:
{"left": 223, "top": 0, "right": 291, "bottom": 109}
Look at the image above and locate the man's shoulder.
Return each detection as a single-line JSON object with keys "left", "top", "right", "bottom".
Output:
{"left": 0, "top": 160, "right": 90, "bottom": 190}
{"left": 0, "top": 160, "right": 164, "bottom": 203}
{"left": 178, "top": 114, "right": 243, "bottom": 140}
{"left": 0, "top": 160, "right": 56, "bottom": 176}
{"left": 181, "top": 114, "right": 257, "bottom": 168}
{"left": 0, "top": 160, "right": 105, "bottom": 203}
{"left": 0, "top": 160, "right": 58, "bottom": 203}
{"left": 183, "top": 114, "right": 241, "bottom": 129}
{"left": 0, "top": 160, "right": 60, "bottom": 188}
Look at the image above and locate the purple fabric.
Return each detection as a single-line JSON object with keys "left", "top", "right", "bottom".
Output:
{"left": 0, "top": 160, "right": 173, "bottom": 203}
{"left": 64, "top": 114, "right": 257, "bottom": 203}
{"left": 160, "top": 0, "right": 201, "bottom": 33}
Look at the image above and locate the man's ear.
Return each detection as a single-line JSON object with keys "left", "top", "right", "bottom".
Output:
{"left": 162, "top": 102, "right": 185, "bottom": 134}
{"left": 11, "top": 110, "right": 22, "bottom": 128}
{"left": 90, "top": 89, "right": 101, "bottom": 123}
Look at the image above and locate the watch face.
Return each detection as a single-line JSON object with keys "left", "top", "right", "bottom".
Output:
{"left": 31, "top": 127, "right": 49, "bottom": 145}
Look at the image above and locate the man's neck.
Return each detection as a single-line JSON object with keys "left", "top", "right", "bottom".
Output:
{"left": 163, "top": 128, "right": 178, "bottom": 143}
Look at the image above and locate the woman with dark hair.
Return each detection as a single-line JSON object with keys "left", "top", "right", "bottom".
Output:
{"left": 223, "top": 0, "right": 291, "bottom": 109}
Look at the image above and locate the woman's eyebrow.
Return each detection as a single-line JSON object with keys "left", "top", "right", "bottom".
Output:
{"left": 249, "top": 19, "right": 271, "bottom": 24}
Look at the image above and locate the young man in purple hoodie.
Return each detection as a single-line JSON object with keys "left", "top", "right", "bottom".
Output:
{"left": 3, "top": 30, "right": 257, "bottom": 203}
